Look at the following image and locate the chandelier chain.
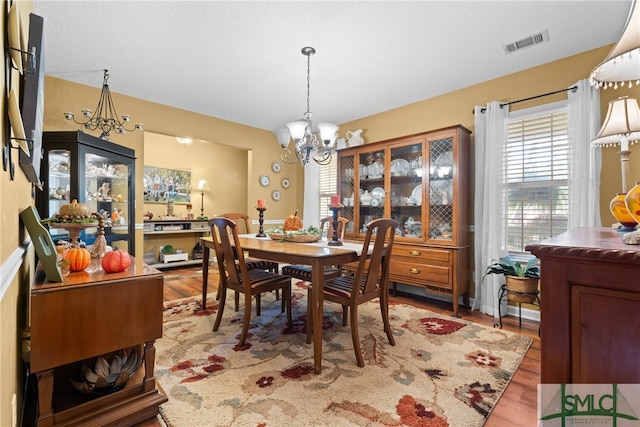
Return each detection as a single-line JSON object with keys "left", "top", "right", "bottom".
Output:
{"left": 306, "top": 52, "right": 311, "bottom": 116}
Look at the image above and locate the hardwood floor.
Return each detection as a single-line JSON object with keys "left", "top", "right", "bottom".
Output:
{"left": 137, "top": 266, "right": 540, "bottom": 427}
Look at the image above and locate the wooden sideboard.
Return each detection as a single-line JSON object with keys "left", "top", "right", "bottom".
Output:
{"left": 27, "top": 256, "right": 167, "bottom": 427}
{"left": 526, "top": 227, "right": 640, "bottom": 384}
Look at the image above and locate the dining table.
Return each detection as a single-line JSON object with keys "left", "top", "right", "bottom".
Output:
{"left": 200, "top": 234, "right": 368, "bottom": 374}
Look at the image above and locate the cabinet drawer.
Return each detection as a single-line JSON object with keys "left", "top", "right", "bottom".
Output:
{"left": 392, "top": 246, "right": 450, "bottom": 263}
{"left": 192, "top": 221, "right": 210, "bottom": 230}
{"left": 390, "top": 259, "right": 451, "bottom": 288}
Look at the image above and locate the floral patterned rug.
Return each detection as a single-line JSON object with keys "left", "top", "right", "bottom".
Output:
{"left": 155, "top": 282, "right": 532, "bottom": 427}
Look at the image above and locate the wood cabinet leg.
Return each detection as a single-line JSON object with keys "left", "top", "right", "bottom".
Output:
{"left": 143, "top": 341, "right": 157, "bottom": 392}
{"left": 36, "top": 369, "right": 54, "bottom": 427}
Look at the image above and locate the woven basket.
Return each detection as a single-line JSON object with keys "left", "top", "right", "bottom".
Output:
{"left": 505, "top": 276, "right": 539, "bottom": 304}
{"left": 268, "top": 233, "right": 321, "bottom": 243}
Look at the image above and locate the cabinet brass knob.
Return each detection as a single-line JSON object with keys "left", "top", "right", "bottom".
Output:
{"left": 409, "top": 268, "right": 421, "bottom": 274}
{"left": 409, "top": 250, "right": 421, "bottom": 256}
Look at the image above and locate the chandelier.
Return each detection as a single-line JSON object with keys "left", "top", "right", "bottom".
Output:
{"left": 64, "top": 69, "right": 143, "bottom": 140}
{"left": 275, "top": 47, "right": 338, "bottom": 166}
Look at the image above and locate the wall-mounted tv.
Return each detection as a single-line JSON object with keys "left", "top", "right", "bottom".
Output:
{"left": 19, "top": 13, "right": 45, "bottom": 186}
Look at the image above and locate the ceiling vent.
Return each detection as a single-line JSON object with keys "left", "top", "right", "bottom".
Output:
{"left": 503, "top": 30, "right": 550, "bottom": 54}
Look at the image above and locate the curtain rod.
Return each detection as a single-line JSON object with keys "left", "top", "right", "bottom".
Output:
{"left": 475, "top": 85, "right": 578, "bottom": 114}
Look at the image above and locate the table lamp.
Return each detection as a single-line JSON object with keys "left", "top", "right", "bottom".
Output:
{"left": 591, "top": 96, "right": 640, "bottom": 229}
{"left": 196, "top": 178, "right": 209, "bottom": 219}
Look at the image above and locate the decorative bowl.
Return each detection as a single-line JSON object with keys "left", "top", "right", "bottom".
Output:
{"left": 268, "top": 232, "right": 321, "bottom": 243}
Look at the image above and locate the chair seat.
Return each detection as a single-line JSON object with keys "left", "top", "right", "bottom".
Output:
{"left": 323, "top": 276, "right": 371, "bottom": 299}
{"left": 281, "top": 264, "right": 342, "bottom": 281}
{"left": 241, "top": 269, "right": 289, "bottom": 291}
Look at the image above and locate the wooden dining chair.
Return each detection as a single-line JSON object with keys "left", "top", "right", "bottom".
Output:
{"left": 281, "top": 216, "right": 349, "bottom": 282}
{"left": 209, "top": 217, "right": 292, "bottom": 346}
{"left": 215, "top": 212, "right": 280, "bottom": 309}
{"left": 306, "top": 218, "right": 398, "bottom": 367}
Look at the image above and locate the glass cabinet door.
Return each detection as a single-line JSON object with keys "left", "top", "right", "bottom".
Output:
{"left": 46, "top": 149, "right": 72, "bottom": 239}
{"left": 83, "top": 152, "right": 132, "bottom": 253}
{"left": 357, "top": 148, "right": 385, "bottom": 235}
{"left": 390, "top": 142, "right": 423, "bottom": 240}
{"left": 338, "top": 154, "right": 356, "bottom": 235}
{"left": 428, "top": 136, "right": 454, "bottom": 241}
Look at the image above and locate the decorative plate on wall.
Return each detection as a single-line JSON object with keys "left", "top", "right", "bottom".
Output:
{"left": 259, "top": 175, "right": 270, "bottom": 187}
{"left": 281, "top": 177, "right": 290, "bottom": 189}
{"left": 271, "top": 190, "right": 281, "bottom": 202}
{"left": 271, "top": 162, "right": 281, "bottom": 173}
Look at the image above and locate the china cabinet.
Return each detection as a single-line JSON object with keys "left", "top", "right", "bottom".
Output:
{"left": 338, "top": 125, "right": 471, "bottom": 316}
{"left": 37, "top": 131, "right": 136, "bottom": 255}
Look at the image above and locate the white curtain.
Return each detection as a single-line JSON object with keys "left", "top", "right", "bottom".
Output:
{"left": 473, "top": 101, "right": 509, "bottom": 317}
{"left": 567, "top": 79, "right": 602, "bottom": 229}
{"left": 303, "top": 161, "right": 320, "bottom": 229}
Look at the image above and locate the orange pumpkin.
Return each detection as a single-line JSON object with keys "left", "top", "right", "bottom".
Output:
{"left": 283, "top": 210, "right": 303, "bottom": 231}
{"left": 101, "top": 250, "right": 131, "bottom": 273}
{"left": 64, "top": 247, "right": 91, "bottom": 272}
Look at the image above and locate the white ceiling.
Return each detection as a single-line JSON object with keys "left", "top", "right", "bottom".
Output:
{"left": 33, "top": 1, "right": 633, "bottom": 133}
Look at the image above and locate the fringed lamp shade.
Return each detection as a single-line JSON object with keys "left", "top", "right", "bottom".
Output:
{"left": 592, "top": 96, "right": 640, "bottom": 150}
{"left": 590, "top": 0, "right": 640, "bottom": 90}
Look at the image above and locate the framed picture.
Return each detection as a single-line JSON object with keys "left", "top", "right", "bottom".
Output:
{"left": 144, "top": 166, "right": 191, "bottom": 204}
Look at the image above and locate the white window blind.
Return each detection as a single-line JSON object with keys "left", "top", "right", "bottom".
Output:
{"left": 506, "top": 104, "right": 569, "bottom": 253}
{"left": 319, "top": 158, "right": 337, "bottom": 221}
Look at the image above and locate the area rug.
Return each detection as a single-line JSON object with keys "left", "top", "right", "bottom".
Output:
{"left": 155, "top": 282, "right": 532, "bottom": 427}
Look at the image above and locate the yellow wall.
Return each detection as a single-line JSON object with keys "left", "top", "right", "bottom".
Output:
{"left": 1, "top": 1, "right": 38, "bottom": 425}
{"left": 341, "top": 45, "right": 640, "bottom": 224}
{"left": 43, "top": 77, "right": 306, "bottom": 257}
{"left": 142, "top": 131, "right": 249, "bottom": 220}
{"left": 2, "top": 6, "right": 639, "bottom": 425}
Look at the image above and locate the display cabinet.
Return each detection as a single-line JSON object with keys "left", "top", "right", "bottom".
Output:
{"left": 37, "top": 131, "right": 136, "bottom": 255}
{"left": 338, "top": 125, "right": 471, "bottom": 316}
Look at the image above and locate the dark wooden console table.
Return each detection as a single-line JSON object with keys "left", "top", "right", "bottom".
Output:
{"left": 27, "top": 257, "right": 167, "bottom": 427}
{"left": 526, "top": 227, "right": 640, "bottom": 384}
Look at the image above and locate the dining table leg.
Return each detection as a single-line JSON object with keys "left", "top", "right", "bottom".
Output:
{"left": 311, "top": 258, "right": 324, "bottom": 374}
{"left": 202, "top": 241, "right": 210, "bottom": 309}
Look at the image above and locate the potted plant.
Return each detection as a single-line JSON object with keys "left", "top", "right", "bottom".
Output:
{"left": 483, "top": 256, "right": 540, "bottom": 303}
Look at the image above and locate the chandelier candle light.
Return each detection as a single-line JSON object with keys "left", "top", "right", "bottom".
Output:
{"left": 64, "top": 70, "right": 143, "bottom": 140}
{"left": 275, "top": 47, "right": 339, "bottom": 166}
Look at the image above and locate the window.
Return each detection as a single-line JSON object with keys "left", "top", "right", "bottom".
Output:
{"left": 318, "top": 158, "right": 337, "bottom": 221}
{"left": 506, "top": 102, "right": 569, "bottom": 253}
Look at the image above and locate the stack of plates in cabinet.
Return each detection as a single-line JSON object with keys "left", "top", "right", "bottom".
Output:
{"left": 371, "top": 187, "right": 384, "bottom": 207}
{"left": 390, "top": 159, "right": 410, "bottom": 176}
